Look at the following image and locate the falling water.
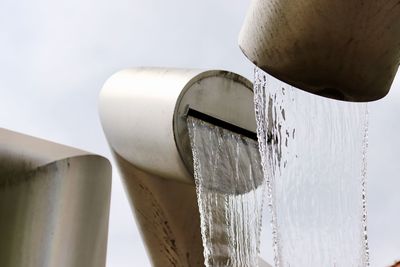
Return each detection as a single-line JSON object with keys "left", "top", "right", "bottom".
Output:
{"left": 254, "top": 67, "right": 369, "bottom": 267}
{"left": 187, "top": 116, "right": 265, "bottom": 267}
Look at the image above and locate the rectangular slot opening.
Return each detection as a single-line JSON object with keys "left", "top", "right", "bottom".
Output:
{"left": 186, "top": 108, "right": 258, "bottom": 141}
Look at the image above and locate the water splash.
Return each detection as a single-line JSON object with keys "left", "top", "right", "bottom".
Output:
{"left": 254, "top": 67, "right": 369, "bottom": 267}
{"left": 187, "top": 116, "right": 265, "bottom": 267}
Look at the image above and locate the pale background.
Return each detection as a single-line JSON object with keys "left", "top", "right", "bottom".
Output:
{"left": 0, "top": 0, "right": 399, "bottom": 266}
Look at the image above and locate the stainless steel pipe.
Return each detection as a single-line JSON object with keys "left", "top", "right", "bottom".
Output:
{"left": 99, "top": 67, "right": 269, "bottom": 266}
{"left": 99, "top": 67, "right": 257, "bottom": 184}
{"left": 239, "top": 0, "right": 400, "bottom": 102}
{"left": 0, "top": 128, "right": 112, "bottom": 267}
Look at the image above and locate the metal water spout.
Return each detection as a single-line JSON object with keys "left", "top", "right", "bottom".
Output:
{"left": 99, "top": 67, "right": 269, "bottom": 266}
{"left": 239, "top": 0, "right": 400, "bottom": 102}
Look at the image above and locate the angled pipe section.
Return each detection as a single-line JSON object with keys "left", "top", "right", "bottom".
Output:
{"left": 99, "top": 67, "right": 256, "bottom": 184}
{"left": 99, "top": 67, "right": 266, "bottom": 266}
{"left": 0, "top": 128, "right": 112, "bottom": 267}
{"left": 239, "top": 0, "right": 400, "bottom": 102}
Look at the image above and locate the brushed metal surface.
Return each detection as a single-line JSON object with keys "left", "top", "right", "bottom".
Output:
{"left": 239, "top": 0, "right": 400, "bottom": 102}
{"left": 0, "top": 128, "right": 112, "bottom": 267}
{"left": 99, "top": 67, "right": 203, "bottom": 184}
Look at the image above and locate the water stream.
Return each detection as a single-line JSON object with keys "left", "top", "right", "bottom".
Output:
{"left": 254, "top": 67, "right": 369, "bottom": 267}
{"left": 187, "top": 117, "right": 265, "bottom": 267}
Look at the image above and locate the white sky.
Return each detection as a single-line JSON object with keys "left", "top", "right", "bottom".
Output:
{"left": 0, "top": 0, "right": 399, "bottom": 266}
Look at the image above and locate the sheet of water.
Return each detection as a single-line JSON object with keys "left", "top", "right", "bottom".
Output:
{"left": 187, "top": 116, "right": 265, "bottom": 267}
{"left": 254, "top": 68, "right": 369, "bottom": 267}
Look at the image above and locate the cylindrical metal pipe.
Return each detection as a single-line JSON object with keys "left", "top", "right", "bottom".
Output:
{"left": 0, "top": 128, "right": 112, "bottom": 267}
{"left": 99, "top": 67, "right": 256, "bottom": 184}
{"left": 99, "top": 67, "right": 267, "bottom": 266}
{"left": 239, "top": 0, "right": 400, "bottom": 102}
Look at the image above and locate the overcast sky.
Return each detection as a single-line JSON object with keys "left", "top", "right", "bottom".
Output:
{"left": 0, "top": 0, "right": 399, "bottom": 266}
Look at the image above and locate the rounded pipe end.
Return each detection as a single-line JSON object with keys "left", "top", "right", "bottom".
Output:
{"left": 239, "top": 0, "right": 400, "bottom": 102}
{"left": 173, "top": 70, "right": 256, "bottom": 177}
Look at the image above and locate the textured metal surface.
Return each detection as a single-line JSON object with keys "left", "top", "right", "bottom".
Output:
{"left": 0, "top": 128, "right": 112, "bottom": 267}
{"left": 114, "top": 153, "right": 204, "bottom": 267}
{"left": 239, "top": 0, "right": 400, "bottom": 102}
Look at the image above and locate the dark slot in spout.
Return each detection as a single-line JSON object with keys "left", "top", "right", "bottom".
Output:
{"left": 186, "top": 108, "right": 258, "bottom": 141}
